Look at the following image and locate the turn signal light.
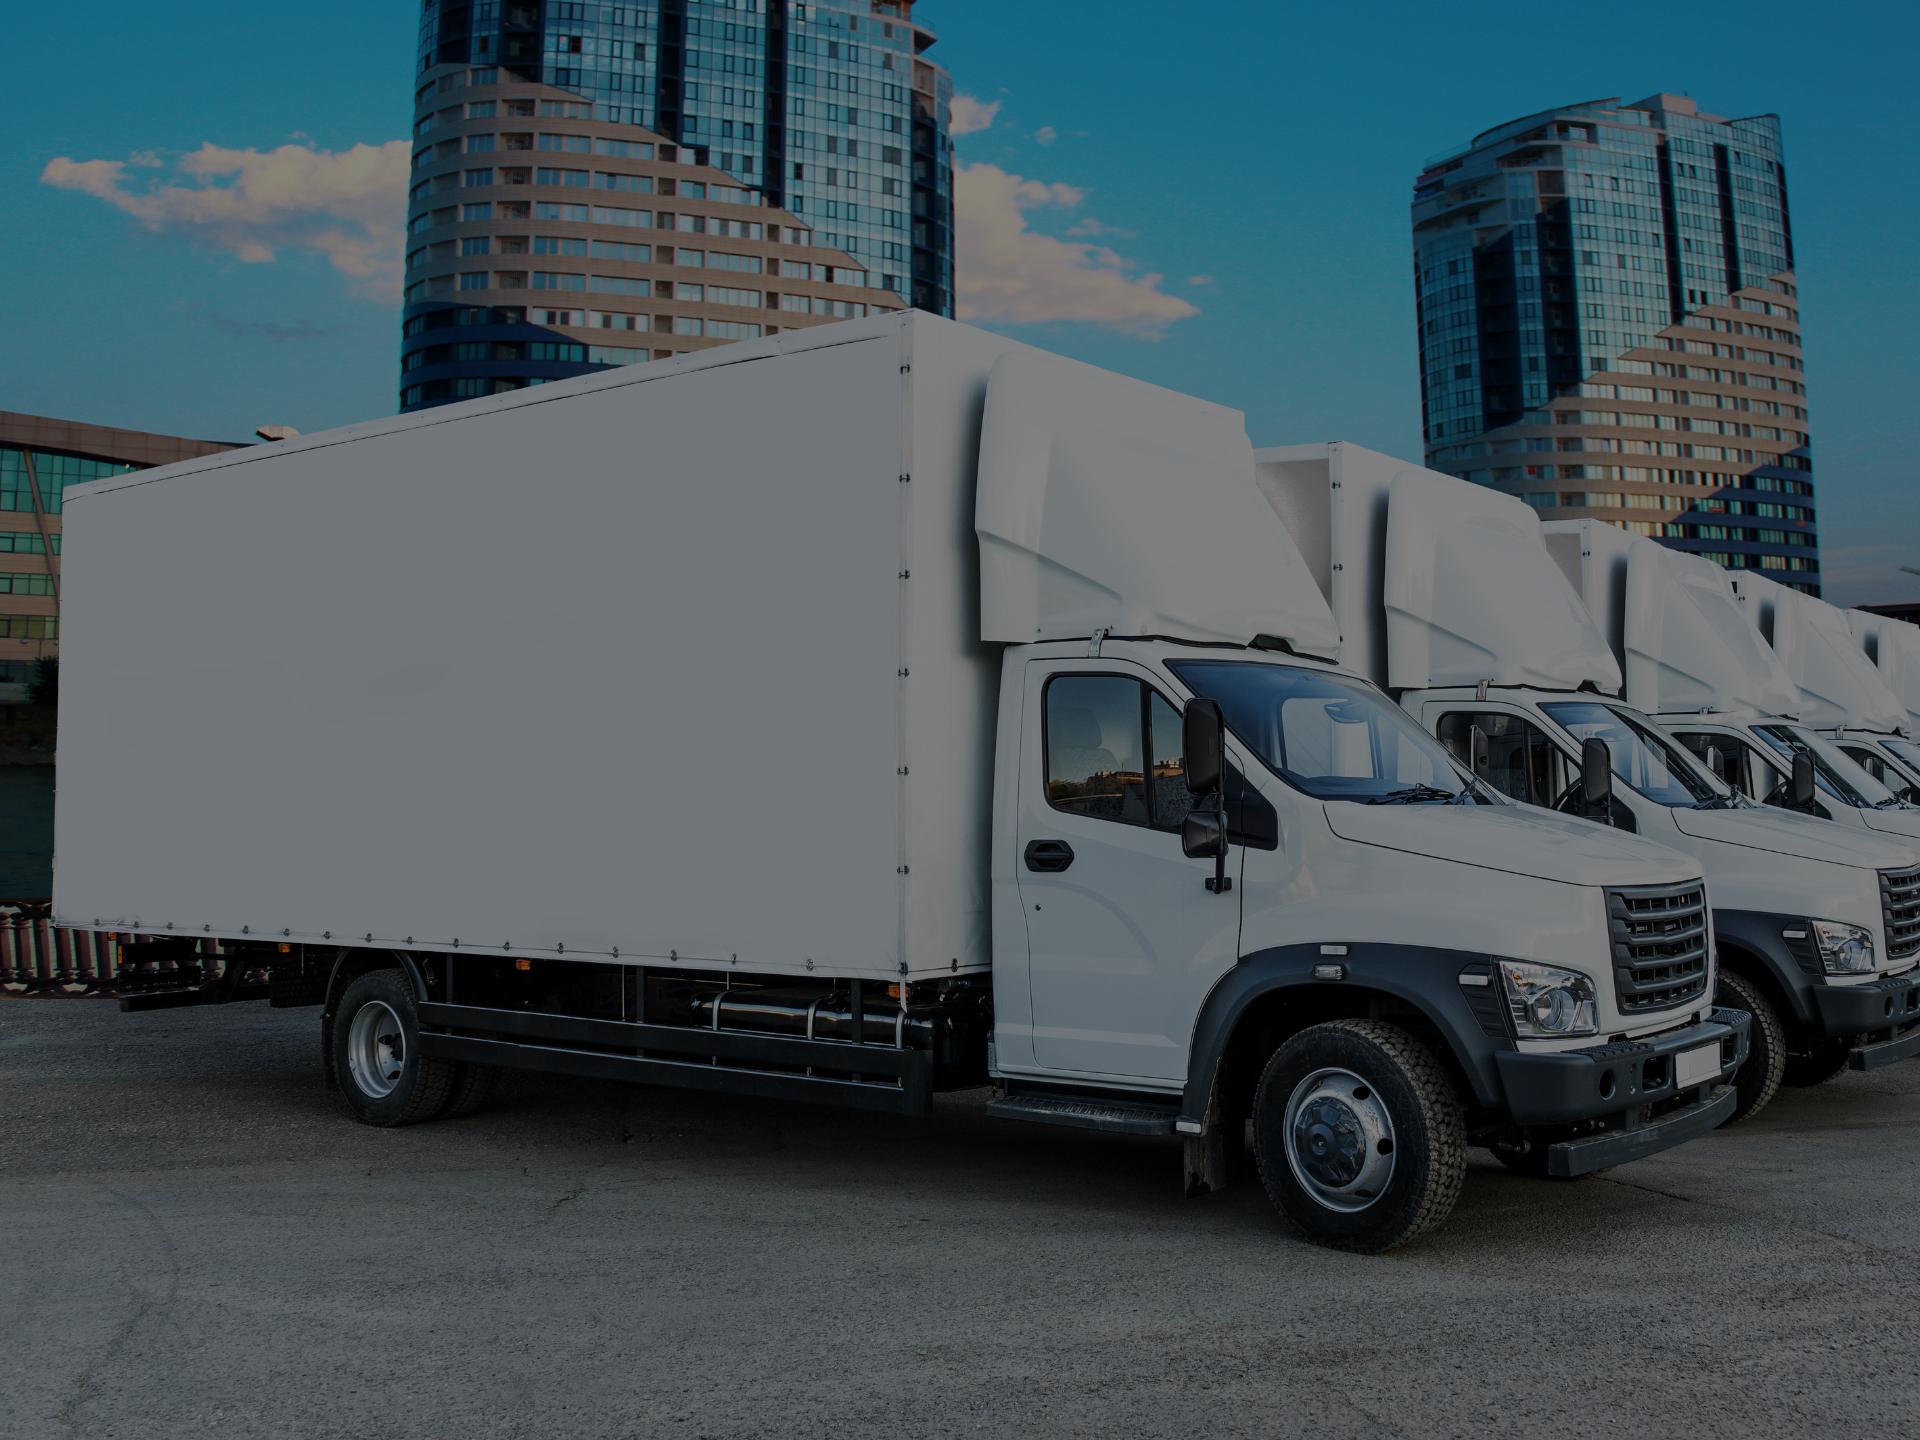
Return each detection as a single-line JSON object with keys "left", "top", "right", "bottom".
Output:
{"left": 515, "top": 958, "right": 532, "bottom": 972}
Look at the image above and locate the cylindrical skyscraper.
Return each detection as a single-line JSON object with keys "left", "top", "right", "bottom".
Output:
{"left": 401, "top": 0, "right": 954, "bottom": 411}
{"left": 1413, "top": 94, "right": 1817, "bottom": 592}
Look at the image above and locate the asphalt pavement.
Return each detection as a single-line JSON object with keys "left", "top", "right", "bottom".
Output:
{"left": 4, "top": 998, "right": 1917, "bottom": 1439}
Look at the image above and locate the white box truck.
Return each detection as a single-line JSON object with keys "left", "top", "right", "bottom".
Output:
{"left": 1729, "top": 575, "right": 1920, "bottom": 802}
{"left": 1557, "top": 525, "right": 1920, "bottom": 847}
{"left": 1541, "top": 519, "right": 1920, "bottom": 1082}
{"left": 57, "top": 314, "right": 1749, "bottom": 1250}
{"left": 1257, "top": 443, "right": 1920, "bottom": 1112}
{"left": 1847, "top": 610, "right": 1920, "bottom": 792}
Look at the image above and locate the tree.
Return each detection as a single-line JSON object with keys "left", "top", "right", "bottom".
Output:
{"left": 25, "top": 656, "right": 57, "bottom": 708}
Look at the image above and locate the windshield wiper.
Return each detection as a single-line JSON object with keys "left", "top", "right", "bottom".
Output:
{"left": 1366, "top": 784, "right": 1462, "bottom": 805}
{"left": 1693, "top": 794, "right": 1744, "bottom": 810}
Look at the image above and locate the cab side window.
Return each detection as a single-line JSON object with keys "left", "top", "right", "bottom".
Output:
{"left": 1435, "top": 711, "right": 1571, "bottom": 807}
{"left": 1042, "top": 674, "right": 1279, "bottom": 848}
{"left": 1675, "top": 732, "right": 1769, "bottom": 798}
{"left": 1045, "top": 676, "right": 1150, "bottom": 825}
{"left": 1839, "top": 744, "right": 1890, "bottom": 787}
{"left": 1148, "top": 692, "right": 1194, "bottom": 831}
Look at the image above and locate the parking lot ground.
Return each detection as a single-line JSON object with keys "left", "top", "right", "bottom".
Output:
{"left": 4, "top": 997, "right": 1918, "bottom": 1439}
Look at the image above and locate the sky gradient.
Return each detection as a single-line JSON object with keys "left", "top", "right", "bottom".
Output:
{"left": 4, "top": 0, "right": 1915, "bottom": 602}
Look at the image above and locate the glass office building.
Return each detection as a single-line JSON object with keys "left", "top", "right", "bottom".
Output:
{"left": 401, "top": 0, "right": 955, "bottom": 411}
{"left": 1413, "top": 95, "right": 1817, "bottom": 591}
{"left": 0, "top": 411, "right": 238, "bottom": 702}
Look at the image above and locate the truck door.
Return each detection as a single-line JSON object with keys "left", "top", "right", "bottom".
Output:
{"left": 1014, "top": 661, "right": 1244, "bottom": 1082}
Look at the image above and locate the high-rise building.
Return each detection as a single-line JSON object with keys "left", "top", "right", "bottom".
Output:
{"left": 0, "top": 412, "right": 239, "bottom": 704}
{"left": 400, "top": 0, "right": 954, "bottom": 412}
{"left": 1413, "top": 95, "right": 1818, "bottom": 592}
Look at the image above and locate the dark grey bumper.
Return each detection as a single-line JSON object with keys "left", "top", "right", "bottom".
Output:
{"left": 1493, "top": 1008, "right": 1751, "bottom": 1127}
{"left": 1546, "top": 1084, "right": 1737, "bottom": 1178}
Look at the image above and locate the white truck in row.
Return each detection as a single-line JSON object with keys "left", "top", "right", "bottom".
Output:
{"left": 1846, "top": 609, "right": 1920, "bottom": 795}
{"left": 56, "top": 314, "right": 1752, "bottom": 1252}
{"left": 1253, "top": 443, "right": 1920, "bottom": 1120}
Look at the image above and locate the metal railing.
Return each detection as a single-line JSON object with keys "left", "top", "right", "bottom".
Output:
{"left": 0, "top": 904, "right": 218, "bottom": 993}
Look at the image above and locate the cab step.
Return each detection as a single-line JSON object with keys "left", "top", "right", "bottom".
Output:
{"left": 985, "top": 1090, "right": 1179, "bottom": 1135}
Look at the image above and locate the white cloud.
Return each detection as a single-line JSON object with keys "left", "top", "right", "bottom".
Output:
{"left": 42, "top": 140, "right": 412, "bottom": 302}
{"left": 955, "top": 163, "right": 1199, "bottom": 338}
{"left": 1186, "top": 274, "right": 1215, "bottom": 287}
{"left": 950, "top": 95, "right": 1001, "bottom": 137}
{"left": 1033, "top": 125, "right": 1058, "bottom": 146}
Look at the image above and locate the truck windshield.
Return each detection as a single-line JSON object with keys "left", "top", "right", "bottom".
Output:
{"left": 1879, "top": 734, "right": 1920, "bottom": 782}
{"left": 1169, "top": 660, "right": 1492, "bottom": 804}
{"left": 1540, "top": 701, "right": 1730, "bottom": 808}
{"left": 1753, "top": 723, "right": 1902, "bottom": 808}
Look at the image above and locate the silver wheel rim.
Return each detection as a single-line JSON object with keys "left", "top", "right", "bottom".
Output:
{"left": 1282, "top": 1066, "right": 1397, "bottom": 1213}
{"left": 347, "top": 999, "right": 407, "bottom": 1099}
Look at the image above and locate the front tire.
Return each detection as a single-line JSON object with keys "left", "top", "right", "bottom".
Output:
{"left": 332, "top": 968, "right": 458, "bottom": 1126}
{"left": 1716, "top": 970, "right": 1783, "bottom": 1124}
{"left": 1252, "top": 1019, "right": 1465, "bottom": 1253}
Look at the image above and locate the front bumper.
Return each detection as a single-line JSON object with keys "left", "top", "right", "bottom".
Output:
{"left": 1809, "top": 972, "right": 1920, "bottom": 1070}
{"left": 1489, "top": 1013, "right": 1751, "bottom": 1136}
{"left": 1812, "top": 970, "right": 1920, "bottom": 1070}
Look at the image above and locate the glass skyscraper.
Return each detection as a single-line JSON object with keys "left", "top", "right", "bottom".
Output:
{"left": 401, "top": 0, "right": 955, "bottom": 411}
{"left": 1413, "top": 94, "right": 1817, "bottom": 591}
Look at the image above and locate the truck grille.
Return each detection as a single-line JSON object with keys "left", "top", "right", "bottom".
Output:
{"left": 1881, "top": 867, "right": 1920, "bottom": 961}
{"left": 1606, "top": 882, "right": 1711, "bottom": 1014}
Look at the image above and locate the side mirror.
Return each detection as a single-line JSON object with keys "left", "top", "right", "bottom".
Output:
{"left": 1182, "top": 810, "right": 1227, "bottom": 861}
{"left": 1581, "top": 737, "right": 1615, "bottom": 820}
{"left": 1183, "top": 698, "right": 1225, "bottom": 797}
{"left": 1790, "top": 751, "right": 1816, "bottom": 810}
{"left": 1469, "top": 723, "right": 1490, "bottom": 778}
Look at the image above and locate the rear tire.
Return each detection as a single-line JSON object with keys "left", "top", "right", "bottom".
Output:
{"left": 1781, "top": 1037, "right": 1854, "bottom": 1089}
{"left": 1717, "top": 970, "right": 1782, "bottom": 1124}
{"left": 332, "top": 968, "right": 458, "bottom": 1126}
{"left": 1252, "top": 1019, "right": 1465, "bottom": 1253}
{"left": 443, "top": 1062, "right": 501, "bottom": 1119}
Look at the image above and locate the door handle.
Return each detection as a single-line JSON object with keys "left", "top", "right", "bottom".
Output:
{"left": 1023, "top": 839, "right": 1075, "bottom": 873}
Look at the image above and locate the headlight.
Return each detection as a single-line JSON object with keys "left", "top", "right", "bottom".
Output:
{"left": 1497, "top": 960, "right": 1600, "bottom": 1038}
{"left": 1810, "top": 920, "right": 1876, "bottom": 976}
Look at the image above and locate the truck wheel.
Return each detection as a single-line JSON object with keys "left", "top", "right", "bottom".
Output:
{"left": 1781, "top": 1038, "right": 1853, "bottom": 1089}
{"left": 442, "top": 1062, "right": 501, "bottom": 1118}
{"left": 332, "top": 969, "right": 458, "bottom": 1126}
{"left": 1717, "top": 970, "right": 1782, "bottom": 1124}
{"left": 1252, "top": 1019, "right": 1465, "bottom": 1253}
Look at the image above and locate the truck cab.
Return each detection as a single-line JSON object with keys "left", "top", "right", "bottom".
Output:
{"left": 1252, "top": 444, "right": 1920, "bottom": 1119}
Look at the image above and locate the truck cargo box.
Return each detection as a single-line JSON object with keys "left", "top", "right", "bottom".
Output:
{"left": 1730, "top": 572, "right": 1906, "bottom": 732}
{"left": 57, "top": 315, "right": 1036, "bottom": 979}
{"left": 1256, "top": 442, "right": 1615, "bottom": 693}
{"left": 1543, "top": 520, "right": 1802, "bottom": 718}
{"left": 54, "top": 312, "right": 1303, "bottom": 982}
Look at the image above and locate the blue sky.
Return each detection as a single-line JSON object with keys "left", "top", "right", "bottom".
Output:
{"left": 4, "top": 0, "right": 1915, "bottom": 601}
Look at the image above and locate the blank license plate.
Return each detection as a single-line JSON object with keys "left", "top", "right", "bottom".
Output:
{"left": 1675, "top": 1042, "right": 1721, "bottom": 1089}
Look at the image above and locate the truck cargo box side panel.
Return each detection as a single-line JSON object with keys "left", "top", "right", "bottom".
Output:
{"left": 1853, "top": 609, "right": 1920, "bottom": 729}
{"left": 899, "top": 319, "right": 1022, "bottom": 972}
{"left": 1748, "top": 579, "right": 1906, "bottom": 733}
{"left": 1263, "top": 443, "right": 1400, "bottom": 688}
{"left": 55, "top": 327, "right": 928, "bottom": 977}
{"left": 1620, "top": 536, "right": 1802, "bottom": 718}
